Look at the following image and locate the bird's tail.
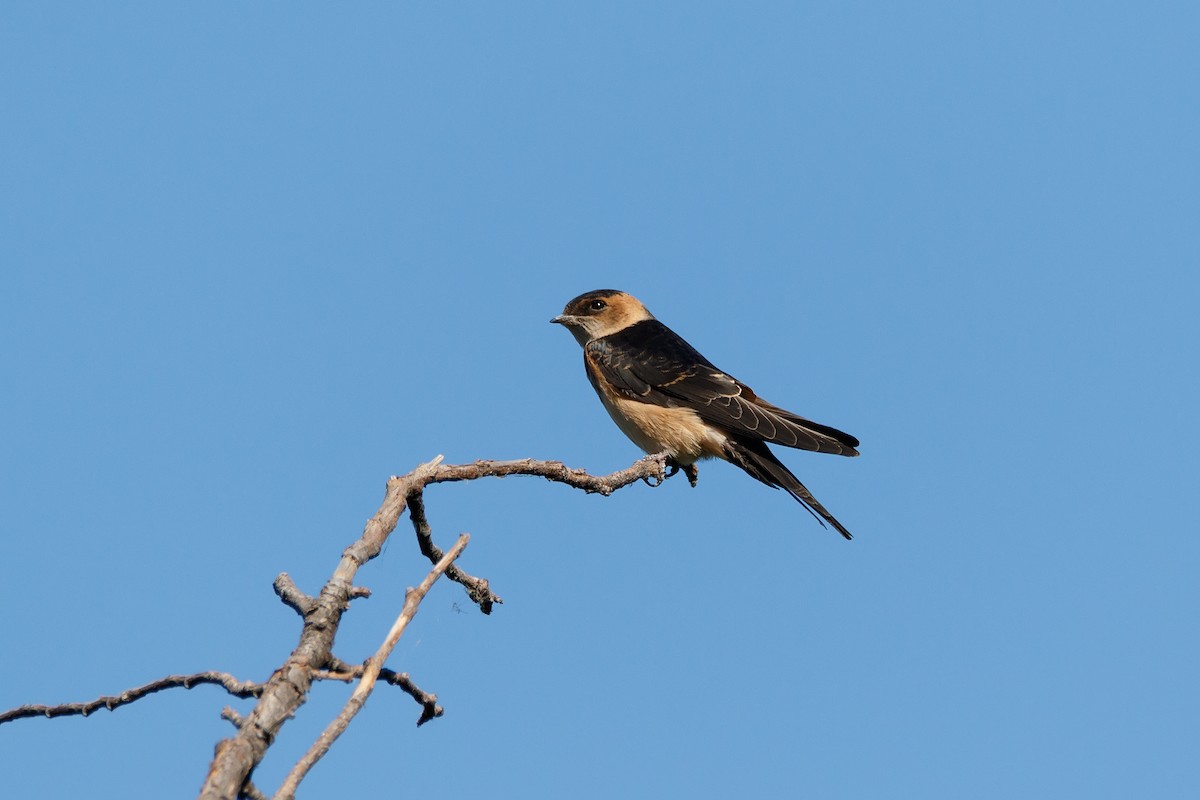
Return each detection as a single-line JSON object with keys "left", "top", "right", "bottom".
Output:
{"left": 722, "top": 436, "right": 854, "bottom": 540}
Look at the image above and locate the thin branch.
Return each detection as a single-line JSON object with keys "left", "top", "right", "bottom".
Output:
{"left": 273, "top": 574, "right": 315, "bottom": 617}
{"left": 406, "top": 453, "right": 671, "bottom": 614}
{"left": 222, "top": 707, "right": 246, "bottom": 729}
{"left": 274, "top": 534, "right": 469, "bottom": 800}
{"left": 423, "top": 454, "right": 669, "bottom": 495}
{"left": 321, "top": 657, "right": 443, "bottom": 726}
{"left": 408, "top": 491, "right": 501, "bottom": 613}
{"left": 0, "top": 672, "right": 263, "bottom": 725}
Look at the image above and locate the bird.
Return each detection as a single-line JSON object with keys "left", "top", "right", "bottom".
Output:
{"left": 551, "top": 289, "right": 860, "bottom": 539}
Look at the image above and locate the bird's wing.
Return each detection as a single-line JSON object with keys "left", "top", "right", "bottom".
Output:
{"left": 586, "top": 320, "right": 859, "bottom": 456}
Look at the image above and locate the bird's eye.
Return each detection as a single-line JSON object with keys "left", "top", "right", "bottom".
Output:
{"left": 589, "top": 299, "right": 606, "bottom": 311}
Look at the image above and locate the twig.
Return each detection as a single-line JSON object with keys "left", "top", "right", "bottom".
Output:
{"left": 408, "top": 491, "right": 501, "bottom": 613}
{"left": 406, "top": 453, "right": 671, "bottom": 614}
{"left": 274, "top": 534, "right": 469, "bottom": 799}
{"left": 222, "top": 707, "right": 246, "bottom": 729}
{"left": 273, "top": 574, "right": 315, "bottom": 617}
{"left": 0, "top": 672, "right": 263, "bottom": 725}
{"left": 423, "top": 454, "right": 669, "bottom": 495}
{"left": 321, "top": 657, "right": 443, "bottom": 726}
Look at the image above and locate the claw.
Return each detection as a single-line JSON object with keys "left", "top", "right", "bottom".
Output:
{"left": 656, "top": 457, "right": 698, "bottom": 488}
{"left": 641, "top": 454, "right": 672, "bottom": 487}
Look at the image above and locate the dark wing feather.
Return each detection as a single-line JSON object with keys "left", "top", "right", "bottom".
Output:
{"left": 585, "top": 319, "right": 714, "bottom": 397}
{"left": 586, "top": 320, "right": 859, "bottom": 456}
{"left": 722, "top": 436, "right": 854, "bottom": 539}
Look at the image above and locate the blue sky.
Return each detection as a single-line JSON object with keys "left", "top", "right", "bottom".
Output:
{"left": 2, "top": 2, "right": 1197, "bottom": 797}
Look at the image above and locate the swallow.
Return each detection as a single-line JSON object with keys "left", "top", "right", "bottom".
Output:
{"left": 551, "top": 289, "right": 860, "bottom": 539}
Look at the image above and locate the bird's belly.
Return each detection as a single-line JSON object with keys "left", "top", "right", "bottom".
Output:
{"left": 600, "top": 394, "right": 726, "bottom": 464}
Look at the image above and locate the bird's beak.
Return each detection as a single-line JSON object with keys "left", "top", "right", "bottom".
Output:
{"left": 550, "top": 314, "right": 572, "bottom": 325}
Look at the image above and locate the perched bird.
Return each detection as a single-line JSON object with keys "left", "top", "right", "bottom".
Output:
{"left": 551, "top": 289, "right": 860, "bottom": 539}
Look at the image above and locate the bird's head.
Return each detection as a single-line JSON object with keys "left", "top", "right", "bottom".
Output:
{"left": 551, "top": 290, "right": 654, "bottom": 345}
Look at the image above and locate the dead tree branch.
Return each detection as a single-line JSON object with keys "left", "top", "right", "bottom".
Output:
{"left": 199, "top": 453, "right": 667, "bottom": 798}
{"left": 406, "top": 454, "right": 669, "bottom": 613}
{"left": 320, "top": 657, "right": 444, "bottom": 726}
{"left": 275, "top": 534, "right": 469, "bottom": 799}
{"left": 272, "top": 574, "right": 315, "bottom": 616}
{"left": 0, "top": 453, "right": 671, "bottom": 800}
{"left": 408, "top": 491, "right": 501, "bottom": 612}
{"left": 0, "top": 672, "right": 264, "bottom": 724}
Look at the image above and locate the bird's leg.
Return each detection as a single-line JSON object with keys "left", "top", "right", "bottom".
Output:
{"left": 682, "top": 463, "right": 699, "bottom": 488}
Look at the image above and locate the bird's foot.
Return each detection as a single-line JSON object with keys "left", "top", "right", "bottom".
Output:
{"left": 663, "top": 457, "right": 681, "bottom": 479}
{"left": 640, "top": 454, "right": 670, "bottom": 487}
{"left": 682, "top": 463, "right": 699, "bottom": 488}
{"left": 655, "top": 457, "right": 699, "bottom": 488}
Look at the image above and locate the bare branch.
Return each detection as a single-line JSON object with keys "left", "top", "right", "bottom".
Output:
{"left": 322, "top": 657, "right": 443, "bottom": 726}
{"left": 275, "top": 534, "right": 469, "bottom": 799}
{"left": 187, "top": 453, "right": 666, "bottom": 800}
{"left": 199, "top": 455, "right": 448, "bottom": 800}
{"left": 0, "top": 672, "right": 263, "bottom": 725}
{"left": 406, "top": 452, "right": 671, "bottom": 614}
{"left": 381, "top": 671, "right": 443, "bottom": 727}
{"left": 423, "top": 454, "right": 669, "bottom": 495}
{"left": 222, "top": 707, "right": 246, "bottom": 729}
{"left": 408, "top": 491, "right": 501, "bottom": 613}
{"left": 1, "top": 453, "right": 673, "bottom": 797}
{"left": 273, "top": 573, "right": 315, "bottom": 617}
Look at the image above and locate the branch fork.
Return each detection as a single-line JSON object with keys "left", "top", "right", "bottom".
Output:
{"left": 1, "top": 454, "right": 673, "bottom": 800}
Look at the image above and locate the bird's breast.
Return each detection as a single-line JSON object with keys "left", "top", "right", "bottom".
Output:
{"left": 596, "top": 390, "right": 725, "bottom": 464}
